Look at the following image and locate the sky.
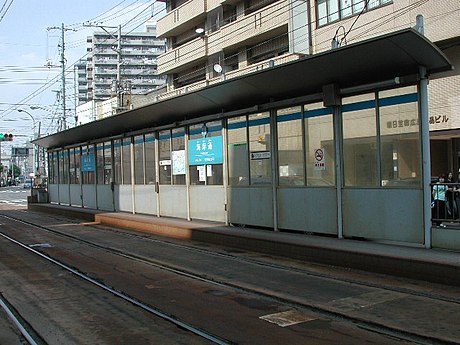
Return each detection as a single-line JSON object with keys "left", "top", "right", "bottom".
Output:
{"left": 0, "top": 0, "right": 164, "bottom": 155}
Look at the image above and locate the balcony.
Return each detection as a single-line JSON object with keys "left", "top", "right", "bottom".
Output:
{"left": 208, "top": 0, "right": 288, "bottom": 56}
{"left": 157, "top": 0, "right": 206, "bottom": 37}
{"left": 157, "top": 37, "right": 207, "bottom": 74}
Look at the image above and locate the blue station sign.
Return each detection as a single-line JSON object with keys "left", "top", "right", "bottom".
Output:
{"left": 81, "top": 154, "right": 96, "bottom": 172}
{"left": 188, "top": 136, "right": 223, "bottom": 165}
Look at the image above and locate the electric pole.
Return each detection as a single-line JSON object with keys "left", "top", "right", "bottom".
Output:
{"left": 47, "top": 23, "right": 75, "bottom": 131}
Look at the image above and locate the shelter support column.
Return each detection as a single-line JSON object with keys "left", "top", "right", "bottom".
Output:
{"left": 270, "top": 109, "right": 279, "bottom": 231}
{"left": 130, "top": 140, "right": 135, "bottom": 214}
{"left": 420, "top": 66, "right": 432, "bottom": 248}
{"left": 333, "top": 104, "right": 344, "bottom": 239}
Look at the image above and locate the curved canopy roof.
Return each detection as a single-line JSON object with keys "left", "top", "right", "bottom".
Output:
{"left": 35, "top": 28, "right": 452, "bottom": 149}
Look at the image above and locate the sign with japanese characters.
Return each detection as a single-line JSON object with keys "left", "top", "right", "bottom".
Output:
{"left": 188, "top": 136, "right": 223, "bottom": 165}
{"left": 172, "top": 150, "right": 186, "bottom": 175}
{"left": 314, "top": 148, "right": 325, "bottom": 170}
{"left": 81, "top": 154, "right": 95, "bottom": 172}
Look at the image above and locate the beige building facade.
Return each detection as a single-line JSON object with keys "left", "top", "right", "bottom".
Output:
{"left": 156, "top": 0, "right": 460, "bottom": 175}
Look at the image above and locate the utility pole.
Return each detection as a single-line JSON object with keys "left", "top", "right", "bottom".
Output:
{"left": 48, "top": 23, "right": 75, "bottom": 131}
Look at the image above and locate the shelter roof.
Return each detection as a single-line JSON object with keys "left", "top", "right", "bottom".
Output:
{"left": 35, "top": 28, "right": 452, "bottom": 149}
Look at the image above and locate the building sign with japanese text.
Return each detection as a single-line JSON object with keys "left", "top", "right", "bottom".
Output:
{"left": 81, "top": 154, "right": 95, "bottom": 172}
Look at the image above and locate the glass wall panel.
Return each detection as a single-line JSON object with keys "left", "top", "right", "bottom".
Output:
{"left": 172, "top": 128, "right": 186, "bottom": 185}
{"left": 97, "top": 143, "right": 104, "bottom": 184}
{"left": 69, "top": 148, "right": 76, "bottom": 184}
{"left": 228, "top": 116, "right": 249, "bottom": 186}
{"left": 305, "top": 103, "right": 335, "bottom": 186}
{"left": 134, "top": 135, "right": 144, "bottom": 184}
{"left": 249, "top": 112, "right": 271, "bottom": 185}
{"left": 62, "top": 150, "right": 69, "bottom": 184}
{"left": 75, "top": 147, "right": 81, "bottom": 185}
{"left": 159, "top": 130, "right": 171, "bottom": 185}
{"left": 189, "top": 124, "right": 204, "bottom": 185}
{"left": 103, "top": 141, "right": 112, "bottom": 184}
{"left": 277, "top": 107, "right": 304, "bottom": 186}
{"left": 379, "top": 86, "right": 420, "bottom": 187}
{"left": 122, "top": 138, "right": 132, "bottom": 185}
{"left": 113, "top": 140, "right": 122, "bottom": 184}
{"left": 144, "top": 133, "right": 156, "bottom": 185}
{"left": 82, "top": 145, "right": 95, "bottom": 184}
{"left": 206, "top": 121, "right": 223, "bottom": 185}
{"left": 342, "top": 93, "right": 378, "bottom": 187}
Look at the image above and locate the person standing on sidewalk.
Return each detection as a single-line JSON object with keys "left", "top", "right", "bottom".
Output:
{"left": 446, "top": 172, "right": 457, "bottom": 220}
{"left": 432, "top": 175, "right": 448, "bottom": 227}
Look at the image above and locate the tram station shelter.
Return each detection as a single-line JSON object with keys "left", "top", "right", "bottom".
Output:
{"left": 34, "top": 29, "right": 456, "bottom": 251}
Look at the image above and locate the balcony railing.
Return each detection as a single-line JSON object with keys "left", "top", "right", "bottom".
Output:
{"left": 157, "top": 0, "right": 206, "bottom": 37}
{"left": 208, "top": 0, "right": 288, "bottom": 56}
{"left": 157, "top": 37, "right": 207, "bottom": 74}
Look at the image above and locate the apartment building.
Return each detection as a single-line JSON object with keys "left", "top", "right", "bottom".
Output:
{"left": 156, "top": 0, "right": 460, "bottom": 174}
{"left": 82, "top": 24, "right": 166, "bottom": 103}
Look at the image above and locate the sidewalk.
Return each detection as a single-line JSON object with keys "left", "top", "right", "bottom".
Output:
{"left": 28, "top": 203, "right": 460, "bottom": 287}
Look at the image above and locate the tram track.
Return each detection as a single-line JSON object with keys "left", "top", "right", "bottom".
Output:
{"left": 1, "top": 213, "right": 460, "bottom": 344}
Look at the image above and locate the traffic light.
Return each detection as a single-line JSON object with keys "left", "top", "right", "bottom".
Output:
{"left": 0, "top": 133, "right": 13, "bottom": 141}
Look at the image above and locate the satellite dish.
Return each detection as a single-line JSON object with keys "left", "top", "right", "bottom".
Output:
{"left": 213, "top": 64, "right": 223, "bottom": 73}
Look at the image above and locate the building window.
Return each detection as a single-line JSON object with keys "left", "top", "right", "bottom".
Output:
{"left": 317, "top": 0, "right": 392, "bottom": 26}
{"left": 277, "top": 107, "right": 304, "bottom": 186}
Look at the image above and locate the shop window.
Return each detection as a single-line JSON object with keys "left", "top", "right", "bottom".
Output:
{"left": 144, "top": 133, "right": 156, "bottom": 185}
{"left": 159, "top": 130, "right": 172, "bottom": 185}
{"left": 228, "top": 116, "right": 249, "bottom": 186}
{"left": 249, "top": 112, "right": 271, "bottom": 185}
{"left": 189, "top": 121, "right": 224, "bottom": 185}
{"left": 379, "top": 86, "right": 420, "bottom": 187}
{"left": 305, "top": 103, "right": 336, "bottom": 186}
{"left": 122, "top": 138, "right": 132, "bottom": 185}
{"left": 277, "top": 107, "right": 304, "bottom": 186}
{"left": 103, "top": 141, "right": 113, "bottom": 184}
{"left": 134, "top": 135, "right": 145, "bottom": 184}
{"left": 342, "top": 93, "right": 378, "bottom": 187}
{"left": 172, "top": 128, "right": 186, "bottom": 185}
{"left": 113, "top": 140, "right": 122, "bottom": 184}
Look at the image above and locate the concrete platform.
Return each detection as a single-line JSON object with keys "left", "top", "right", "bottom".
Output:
{"left": 28, "top": 203, "right": 460, "bottom": 287}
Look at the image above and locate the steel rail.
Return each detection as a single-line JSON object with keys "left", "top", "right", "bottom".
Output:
{"left": 0, "top": 232, "right": 233, "bottom": 345}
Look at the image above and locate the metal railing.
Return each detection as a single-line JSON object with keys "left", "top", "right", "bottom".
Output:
{"left": 431, "top": 182, "right": 460, "bottom": 228}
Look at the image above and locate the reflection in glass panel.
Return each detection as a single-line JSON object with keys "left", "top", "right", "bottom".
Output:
{"left": 69, "top": 149, "right": 76, "bottom": 184}
{"left": 75, "top": 147, "right": 81, "bottom": 185}
{"left": 122, "top": 138, "right": 131, "bottom": 185}
{"left": 304, "top": 103, "right": 335, "bottom": 186}
{"left": 342, "top": 93, "right": 378, "bottom": 186}
{"left": 113, "top": 140, "right": 122, "bottom": 184}
{"left": 104, "top": 141, "right": 112, "bottom": 184}
{"left": 379, "top": 86, "right": 420, "bottom": 187}
{"left": 277, "top": 107, "right": 304, "bottom": 186}
{"left": 249, "top": 112, "right": 271, "bottom": 185}
{"left": 159, "top": 130, "right": 171, "bottom": 185}
{"left": 96, "top": 143, "right": 104, "bottom": 184}
{"left": 144, "top": 134, "right": 155, "bottom": 185}
{"left": 228, "top": 116, "right": 249, "bottom": 186}
{"left": 134, "top": 135, "right": 144, "bottom": 184}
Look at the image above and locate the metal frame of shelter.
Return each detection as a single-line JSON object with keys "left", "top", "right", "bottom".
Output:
{"left": 35, "top": 29, "right": 453, "bottom": 249}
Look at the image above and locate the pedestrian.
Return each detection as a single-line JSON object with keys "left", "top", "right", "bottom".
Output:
{"left": 432, "top": 175, "right": 448, "bottom": 227}
{"left": 446, "top": 172, "right": 457, "bottom": 219}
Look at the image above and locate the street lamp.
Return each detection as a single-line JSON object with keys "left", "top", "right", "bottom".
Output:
{"left": 17, "top": 109, "right": 41, "bottom": 178}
